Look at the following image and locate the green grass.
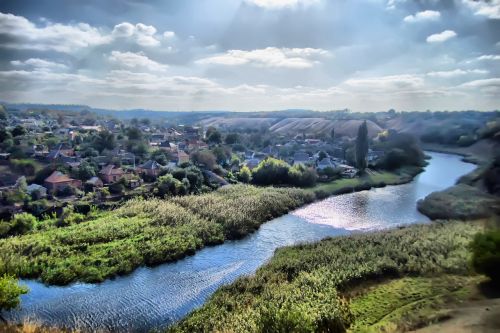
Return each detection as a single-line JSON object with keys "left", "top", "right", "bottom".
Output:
{"left": 349, "top": 275, "right": 479, "bottom": 332}
{"left": 169, "top": 221, "right": 482, "bottom": 333}
{"left": 417, "top": 184, "right": 499, "bottom": 220}
{"left": 0, "top": 185, "right": 314, "bottom": 285}
{"left": 309, "top": 167, "right": 422, "bottom": 199}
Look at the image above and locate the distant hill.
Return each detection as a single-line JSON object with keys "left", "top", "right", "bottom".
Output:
{"left": 200, "top": 117, "right": 383, "bottom": 138}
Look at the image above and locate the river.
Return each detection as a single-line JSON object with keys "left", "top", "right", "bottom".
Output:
{"left": 5, "top": 152, "right": 476, "bottom": 332}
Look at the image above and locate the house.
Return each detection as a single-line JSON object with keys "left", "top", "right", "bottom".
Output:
{"left": 367, "top": 149, "right": 385, "bottom": 163}
{"left": 317, "top": 158, "right": 337, "bottom": 170}
{"left": 99, "top": 165, "right": 126, "bottom": 184}
{"left": 86, "top": 176, "right": 104, "bottom": 189}
{"left": 293, "top": 152, "right": 311, "bottom": 166}
{"left": 44, "top": 171, "right": 82, "bottom": 191}
{"left": 177, "top": 150, "right": 190, "bottom": 165}
{"left": 137, "top": 160, "right": 163, "bottom": 177}
{"left": 26, "top": 184, "right": 47, "bottom": 199}
{"left": 244, "top": 158, "right": 262, "bottom": 170}
{"left": 149, "top": 133, "right": 166, "bottom": 146}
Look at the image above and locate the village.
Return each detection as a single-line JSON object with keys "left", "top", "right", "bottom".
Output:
{"left": 0, "top": 106, "right": 387, "bottom": 219}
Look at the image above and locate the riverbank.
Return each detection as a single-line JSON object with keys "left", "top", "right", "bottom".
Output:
{"left": 169, "top": 219, "right": 486, "bottom": 333}
{"left": 0, "top": 167, "right": 422, "bottom": 286}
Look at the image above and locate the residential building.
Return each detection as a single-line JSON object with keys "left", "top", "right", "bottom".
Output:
{"left": 137, "top": 160, "right": 163, "bottom": 178}
{"left": 99, "top": 165, "right": 126, "bottom": 184}
{"left": 44, "top": 171, "right": 82, "bottom": 191}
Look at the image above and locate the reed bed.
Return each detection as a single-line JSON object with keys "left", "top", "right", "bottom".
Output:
{"left": 169, "top": 221, "right": 481, "bottom": 333}
{"left": 0, "top": 185, "right": 313, "bottom": 285}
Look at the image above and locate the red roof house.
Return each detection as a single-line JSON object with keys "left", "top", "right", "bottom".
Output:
{"left": 44, "top": 171, "right": 82, "bottom": 191}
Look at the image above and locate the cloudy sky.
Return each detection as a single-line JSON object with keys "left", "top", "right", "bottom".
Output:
{"left": 0, "top": 0, "right": 499, "bottom": 112}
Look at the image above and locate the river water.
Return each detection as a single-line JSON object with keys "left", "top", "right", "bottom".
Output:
{"left": 5, "top": 152, "right": 476, "bottom": 332}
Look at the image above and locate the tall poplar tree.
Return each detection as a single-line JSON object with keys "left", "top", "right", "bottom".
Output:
{"left": 355, "top": 121, "right": 369, "bottom": 171}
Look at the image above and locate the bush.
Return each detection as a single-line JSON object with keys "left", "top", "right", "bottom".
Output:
{"left": 470, "top": 230, "right": 500, "bottom": 284}
{"left": 9, "top": 212, "right": 37, "bottom": 235}
{"left": 0, "top": 274, "right": 28, "bottom": 311}
{"left": 252, "top": 158, "right": 290, "bottom": 186}
{"left": 288, "top": 164, "right": 318, "bottom": 187}
{"left": 237, "top": 165, "right": 252, "bottom": 183}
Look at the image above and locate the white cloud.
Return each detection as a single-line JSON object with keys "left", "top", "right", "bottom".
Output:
{"left": 244, "top": 0, "right": 320, "bottom": 9}
{"left": 108, "top": 51, "right": 168, "bottom": 71}
{"left": 404, "top": 10, "right": 441, "bottom": 23}
{"left": 463, "top": 0, "right": 500, "bottom": 19}
{"left": 10, "top": 58, "right": 68, "bottom": 71}
{"left": 427, "top": 69, "right": 488, "bottom": 78}
{"left": 0, "top": 13, "right": 169, "bottom": 52}
{"left": 0, "top": 12, "right": 111, "bottom": 52}
{"left": 197, "top": 47, "right": 329, "bottom": 69}
{"left": 426, "top": 30, "right": 457, "bottom": 43}
{"left": 163, "top": 31, "right": 175, "bottom": 39}
{"left": 343, "top": 74, "right": 424, "bottom": 91}
{"left": 459, "top": 78, "right": 500, "bottom": 94}
{"left": 476, "top": 54, "right": 500, "bottom": 61}
{"left": 112, "top": 22, "right": 160, "bottom": 47}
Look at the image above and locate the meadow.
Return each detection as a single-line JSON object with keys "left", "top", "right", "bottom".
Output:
{"left": 169, "top": 220, "right": 482, "bottom": 333}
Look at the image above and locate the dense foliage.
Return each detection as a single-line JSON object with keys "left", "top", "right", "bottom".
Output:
{"left": 470, "top": 230, "right": 500, "bottom": 284}
{"left": 251, "top": 157, "right": 318, "bottom": 187}
{"left": 0, "top": 274, "right": 28, "bottom": 312}
{"left": 0, "top": 185, "right": 313, "bottom": 284}
{"left": 170, "top": 221, "right": 480, "bottom": 333}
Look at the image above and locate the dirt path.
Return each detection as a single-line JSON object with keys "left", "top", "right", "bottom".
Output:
{"left": 411, "top": 298, "right": 500, "bottom": 333}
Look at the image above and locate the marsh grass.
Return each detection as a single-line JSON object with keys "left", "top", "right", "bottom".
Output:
{"left": 0, "top": 185, "right": 313, "bottom": 285}
{"left": 169, "top": 221, "right": 482, "bottom": 333}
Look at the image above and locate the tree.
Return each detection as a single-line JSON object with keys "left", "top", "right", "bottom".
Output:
{"left": 0, "top": 274, "right": 28, "bottom": 321}
{"left": 330, "top": 127, "right": 335, "bottom": 142}
{"left": 77, "top": 161, "right": 96, "bottom": 181}
{"left": 0, "top": 105, "right": 7, "bottom": 121}
{"left": 318, "top": 151, "right": 327, "bottom": 160}
{"left": 93, "top": 130, "right": 116, "bottom": 153}
{"left": 190, "top": 151, "right": 216, "bottom": 170}
{"left": 355, "top": 121, "right": 369, "bottom": 171}
{"left": 238, "top": 165, "right": 252, "bottom": 183}
{"left": 126, "top": 127, "right": 143, "bottom": 140}
{"left": 207, "top": 129, "right": 222, "bottom": 145}
{"left": 225, "top": 133, "right": 240, "bottom": 145}
{"left": 252, "top": 158, "right": 291, "bottom": 185}
{"left": 288, "top": 164, "right": 318, "bottom": 187}
{"left": 0, "top": 127, "right": 11, "bottom": 142}
{"left": 9, "top": 213, "right": 37, "bottom": 236}
{"left": 471, "top": 230, "right": 500, "bottom": 284}
{"left": 11, "top": 125, "right": 26, "bottom": 137}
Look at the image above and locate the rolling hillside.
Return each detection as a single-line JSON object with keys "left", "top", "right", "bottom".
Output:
{"left": 200, "top": 117, "right": 383, "bottom": 138}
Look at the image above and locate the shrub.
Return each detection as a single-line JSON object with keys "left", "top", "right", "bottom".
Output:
{"left": 237, "top": 165, "right": 252, "bottom": 183}
{"left": 9, "top": 213, "right": 36, "bottom": 235}
{"left": 0, "top": 274, "right": 28, "bottom": 311}
{"left": 252, "top": 158, "right": 290, "bottom": 186}
{"left": 109, "top": 182, "right": 124, "bottom": 195}
{"left": 288, "top": 164, "right": 318, "bottom": 187}
{"left": 470, "top": 230, "right": 500, "bottom": 284}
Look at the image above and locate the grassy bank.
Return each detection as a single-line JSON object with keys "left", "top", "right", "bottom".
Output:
{"left": 309, "top": 166, "right": 423, "bottom": 199}
{"left": 417, "top": 184, "right": 499, "bottom": 220}
{"left": 0, "top": 185, "right": 314, "bottom": 285}
{"left": 0, "top": 166, "right": 419, "bottom": 285}
{"left": 169, "top": 220, "right": 482, "bottom": 333}
{"left": 349, "top": 275, "right": 482, "bottom": 332}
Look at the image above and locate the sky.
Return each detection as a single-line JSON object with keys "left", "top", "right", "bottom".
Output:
{"left": 0, "top": 0, "right": 499, "bottom": 112}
